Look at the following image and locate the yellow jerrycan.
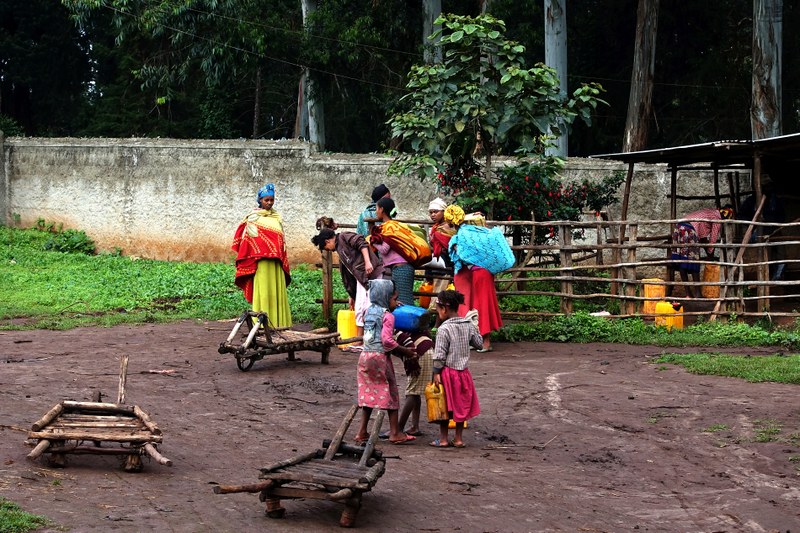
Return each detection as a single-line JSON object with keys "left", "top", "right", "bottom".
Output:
{"left": 337, "top": 309, "right": 357, "bottom": 347}
{"left": 655, "top": 301, "right": 684, "bottom": 331}
{"left": 425, "top": 382, "right": 449, "bottom": 423}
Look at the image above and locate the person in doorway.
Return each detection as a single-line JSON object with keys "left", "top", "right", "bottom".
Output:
{"left": 312, "top": 223, "right": 383, "bottom": 351}
{"left": 231, "top": 183, "right": 292, "bottom": 327}
{"left": 668, "top": 205, "right": 735, "bottom": 298}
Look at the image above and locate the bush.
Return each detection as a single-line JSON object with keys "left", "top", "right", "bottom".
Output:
{"left": 43, "top": 229, "right": 96, "bottom": 255}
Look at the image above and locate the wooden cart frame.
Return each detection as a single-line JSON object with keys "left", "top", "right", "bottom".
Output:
{"left": 214, "top": 405, "right": 386, "bottom": 528}
{"left": 218, "top": 310, "right": 344, "bottom": 371}
{"left": 26, "top": 355, "right": 172, "bottom": 471}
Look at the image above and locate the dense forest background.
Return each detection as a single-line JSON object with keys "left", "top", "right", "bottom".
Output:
{"left": 1, "top": 0, "right": 797, "bottom": 155}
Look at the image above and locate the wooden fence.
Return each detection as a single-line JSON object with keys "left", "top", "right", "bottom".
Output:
{"left": 317, "top": 217, "right": 800, "bottom": 322}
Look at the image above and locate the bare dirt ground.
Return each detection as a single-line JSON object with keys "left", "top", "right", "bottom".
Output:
{"left": 1, "top": 320, "right": 798, "bottom": 533}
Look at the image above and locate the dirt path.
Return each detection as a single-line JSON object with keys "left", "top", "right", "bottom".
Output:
{"left": 1, "top": 320, "right": 798, "bottom": 532}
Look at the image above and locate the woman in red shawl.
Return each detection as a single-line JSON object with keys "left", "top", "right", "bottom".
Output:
{"left": 231, "top": 183, "right": 292, "bottom": 327}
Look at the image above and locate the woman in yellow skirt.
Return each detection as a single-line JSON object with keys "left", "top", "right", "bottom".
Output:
{"left": 231, "top": 183, "right": 292, "bottom": 327}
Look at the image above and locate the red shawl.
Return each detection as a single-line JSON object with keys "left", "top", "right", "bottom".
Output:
{"left": 231, "top": 211, "right": 291, "bottom": 303}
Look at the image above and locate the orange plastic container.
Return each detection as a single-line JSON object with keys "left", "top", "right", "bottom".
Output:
{"left": 701, "top": 264, "right": 720, "bottom": 299}
{"left": 641, "top": 278, "right": 666, "bottom": 315}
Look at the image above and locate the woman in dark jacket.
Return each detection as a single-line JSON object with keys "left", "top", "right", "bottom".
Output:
{"left": 312, "top": 226, "right": 384, "bottom": 350}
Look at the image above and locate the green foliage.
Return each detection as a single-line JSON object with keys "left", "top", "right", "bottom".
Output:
{"left": 0, "top": 498, "right": 51, "bottom": 533}
{"left": 0, "top": 114, "right": 25, "bottom": 136}
{"left": 495, "top": 312, "right": 800, "bottom": 351}
{"left": 43, "top": 229, "right": 97, "bottom": 255}
{"left": 656, "top": 353, "right": 800, "bottom": 384}
{"left": 0, "top": 226, "right": 329, "bottom": 329}
{"left": 388, "top": 13, "right": 606, "bottom": 181}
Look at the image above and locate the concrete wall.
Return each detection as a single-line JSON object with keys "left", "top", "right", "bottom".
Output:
{"left": 1, "top": 136, "right": 732, "bottom": 266}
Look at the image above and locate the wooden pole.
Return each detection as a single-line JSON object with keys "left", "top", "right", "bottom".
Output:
{"left": 214, "top": 479, "right": 274, "bottom": 495}
{"left": 322, "top": 250, "right": 333, "bottom": 322}
{"left": 710, "top": 195, "right": 766, "bottom": 321}
{"left": 558, "top": 224, "right": 574, "bottom": 315}
{"left": 31, "top": 403, "right": 64, "bottom": 431}
{"left": 324, "top": 404, "right": 359, "bottom": 460}
{"left": 27, "top": 439, "right": 51, "bottom": 461}
{"left": 117, "top": 354, "right": 129, "bottom": 405}
{"left": 143, "top": 443, "right": 173, "bottom": 466}
{"left": 62, "top": 401, "right": 135, "bottom": 414}
{"left": 624, "top": 224, "right": 638, "bottom": 316}
{"left": 358, "top": 409, "right": 385, "bottom": 467}
{"left": 133, "top": 405, "right": 162, "bottom": 435}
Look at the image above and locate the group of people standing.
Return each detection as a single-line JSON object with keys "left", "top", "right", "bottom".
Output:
{"left": 232, "top": 181, "right": 505, "bottom": 448}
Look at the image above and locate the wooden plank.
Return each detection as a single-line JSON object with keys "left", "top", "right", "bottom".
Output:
{"left": 259, "top": 470, "right": 369, "bottom": 490}
{"left": 260, "top": 451, "right": 319, "bottom": 474}
{"left": 51, "top": 421, "right": 143, "bottom": 429}
{"left": 266, "top": 486, "right": 354, "bottom": 501}
{"left": 62, "top": 401, "right": 135, "bottom": 414}
{"left": 28, "top": 429, "right": 162, "bottom": 443}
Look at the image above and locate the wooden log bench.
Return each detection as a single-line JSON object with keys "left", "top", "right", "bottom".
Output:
{"left": 213, "top": 405, "right": 386, "bottom": 527}
{"left": 26, "top": 355, "right": 172, "bottom": 471}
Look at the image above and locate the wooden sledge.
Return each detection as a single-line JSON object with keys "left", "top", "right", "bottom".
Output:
{"left": 26, "top": 355, "right": 172, "bottom": 471}
{"left": 213, "top": 405, "right": 386, "bottom": 528}
{"left": 218, "top": 310, "right": 347, "bottom": 371}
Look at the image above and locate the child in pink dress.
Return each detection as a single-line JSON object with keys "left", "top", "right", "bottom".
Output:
{"left": 430, "top": 290, "right": 482, "bottom": 448}
{"left": 353, "top": 279, "right": 417, "bottom": 445}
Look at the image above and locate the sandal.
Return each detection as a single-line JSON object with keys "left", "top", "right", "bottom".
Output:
{"left": 354, "top": 433, "right": 370, "bottom": 445}
{"left": 388, "top": 434, "right": 416, "bottom": 445}
{"left": 429, "top": 439, "right": 450, "bottom": 448}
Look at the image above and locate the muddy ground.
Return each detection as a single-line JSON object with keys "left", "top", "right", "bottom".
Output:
{"left": 1, "top": 320, "right": 798, "bottom": 532}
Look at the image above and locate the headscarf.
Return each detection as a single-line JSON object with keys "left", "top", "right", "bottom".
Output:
{"left": 719, "top": 207, "right": 735, "bottom": 220}
{"left": 257, "top": 183, "right": 275, "bottom": 203}
{"left": 368, "top": 279, "right": 395, "bottom": 309}
{"left": 371, "top": 183, "right": 390, "bottom": 202}
{"left": 428, "top": 198, "right": 447, "bottom": 212}
{"left": 443, "top": 204, "right": 465, "bottom": 226}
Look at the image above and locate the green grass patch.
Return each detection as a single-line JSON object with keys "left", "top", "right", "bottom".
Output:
{"left": 0, "top": 227, "right": 348, "bottom": 330}
{"left": 753, "top": 419, "right": 782, "bottom": 442}
{"left": 3, "top": 225, "right": 800, "bottom": 348}
{"left": 702, "top": 423, "right": 729, "bottom": 433}
{"left": 655, "top": 352, "right": 800, "bottom": 384}
{"left": 0, "top": 498, "right": 51, "bottom": 533}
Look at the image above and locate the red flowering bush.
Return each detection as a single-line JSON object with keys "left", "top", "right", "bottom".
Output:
{"left": 437, "top": 158, "right": 625, "bottom": 245}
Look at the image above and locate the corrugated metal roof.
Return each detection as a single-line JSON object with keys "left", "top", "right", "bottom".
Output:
{"left": 591, "top": 133, "right": 800, "bottom": 168}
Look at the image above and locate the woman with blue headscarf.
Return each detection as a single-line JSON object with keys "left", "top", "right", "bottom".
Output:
{"left": 352, "top": 279, "right": 417, "bottom": 445}
{"left": 231, "top": 183, "right": 292, "bottom": 327}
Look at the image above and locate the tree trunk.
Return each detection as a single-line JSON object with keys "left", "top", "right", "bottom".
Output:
{"left": 622, "top": 0, "right": 659, "bottom": 152}
{"left": 299, "top": 0, "right": 325, "bottom": 150}
{"left": 252, "top": 66, "right": 262, "bottom": 138}
{"left": 751, "top": 0, "right": 782, "bottom": 140}
{"left": 544, "top": 0, "right": 568, "bottom": 157}
{"left": 423, "top": 0, "right": 442, "bottom": 64}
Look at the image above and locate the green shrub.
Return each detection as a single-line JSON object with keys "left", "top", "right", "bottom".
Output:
{"left": 43, "top": 229, "right": 96, "bottom": 255}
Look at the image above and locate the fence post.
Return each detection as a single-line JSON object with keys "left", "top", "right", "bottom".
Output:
{"left": 624, "top": 224, "right": 638, "bottom": 316}
{"left": 558, "top": 224, "right": 573, "bottom": 315}
{"left": 321, "top": 250, "right": 333, "bottom": 322}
